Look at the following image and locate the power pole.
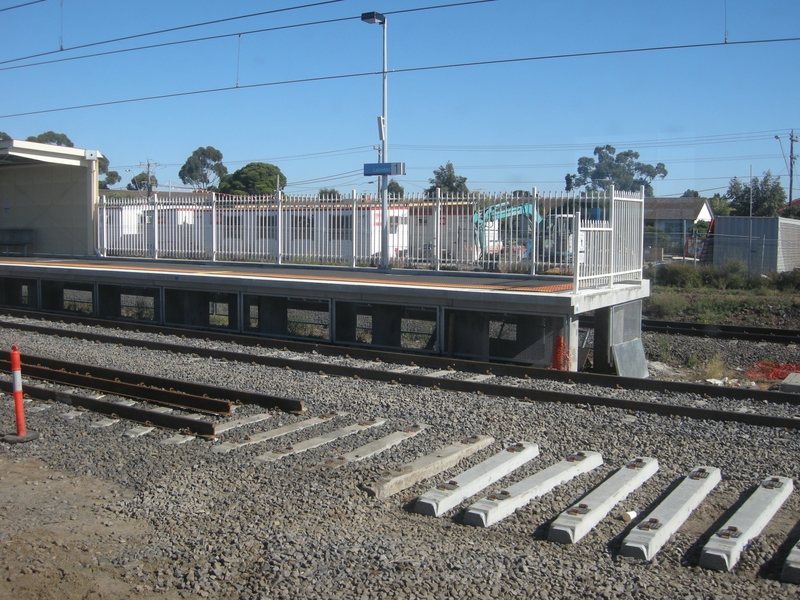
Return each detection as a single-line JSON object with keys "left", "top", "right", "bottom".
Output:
{"left": 790, "top": 129, "right": 797, "bottom": 206}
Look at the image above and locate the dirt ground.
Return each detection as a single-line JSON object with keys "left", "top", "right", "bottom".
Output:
{"left": 0, "top": 455, "right": 182, "bottom": 600}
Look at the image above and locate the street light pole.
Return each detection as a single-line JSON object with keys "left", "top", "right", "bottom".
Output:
{"left": 362, "top": 11, "right": 389, "bottom": 269}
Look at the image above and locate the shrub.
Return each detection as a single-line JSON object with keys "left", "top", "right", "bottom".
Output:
{"left": 653, "top": 262, "right": 702, "bottom": 288}
{"left": 775, "top": 268, "right": 800, "bottom": 292}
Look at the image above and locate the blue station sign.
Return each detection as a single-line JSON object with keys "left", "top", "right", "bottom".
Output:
{"left": 363, "top": 162, "right": 406, "bottom": 177}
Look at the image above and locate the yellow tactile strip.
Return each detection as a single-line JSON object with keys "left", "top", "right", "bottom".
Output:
{"left": 3, "top": 259, "right": 574, "bottom": 294}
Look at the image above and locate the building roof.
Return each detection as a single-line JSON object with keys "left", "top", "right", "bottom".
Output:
{"left": 0, "top": 138, "right": 102, "bottom": 168}
{"left": 644, "top": 197, "right": 711, "bottom": 221}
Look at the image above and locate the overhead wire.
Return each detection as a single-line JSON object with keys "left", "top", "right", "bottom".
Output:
{"left": 2, "top": 35, "right": 799, "bottom": 120}
{"left": 0, "top": 0, "right": 496, "bottom": 72}
{"left": 0, "top": 0, "right": 46, "bottom": 13}
{"left": 0, "top": 0, "right": 345, "bottom": 67}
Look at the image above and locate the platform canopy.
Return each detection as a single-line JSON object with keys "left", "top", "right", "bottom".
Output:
{"left": 0, "top": 138, "right": 101, "bottom": 168}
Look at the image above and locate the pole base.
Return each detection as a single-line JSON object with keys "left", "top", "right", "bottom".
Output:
{"left": 2, "top": 431, "right": 40, "bottom": 444}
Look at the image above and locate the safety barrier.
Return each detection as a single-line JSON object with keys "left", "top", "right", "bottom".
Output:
{"left": 97, "top": 186, "right": 644, "bottom": 291}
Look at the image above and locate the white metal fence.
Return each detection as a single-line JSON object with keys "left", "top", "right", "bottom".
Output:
{"left": 96, "top": 186, "right": 644, "bottom": 291}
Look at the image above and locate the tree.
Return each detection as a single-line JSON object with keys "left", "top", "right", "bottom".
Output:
{"left": 565, "top": 145, "right": 667, "bottom": 196}
{"left": 318, "top": 187, "right": 341, "bottom": 199}
{"left": 427, "top": 161, "right": 468, "bottom": 195}
{"left": 681, "top": 189, "right": 700, "bottom": 198}
{"left": 218, "top": 162, "right": 286, "bottom": 196}
{"left": 388, "top": 179, "right": 404, "bottom": 197}
{"left": 25, "top": 131, "right": 73, "bottom": 147}
{"left": 127, "top": 172, "right": 158, "bottom": 193}
{"left": 179, "top": 146, "right": 228, "bottom": 190}
{"left": 709, "top": 193, "right": 731, "bottom": 216}
{"left": 0, "top": 132, "right": 10, "bottom": 141}
{"left": 726, "top": 171, "right": 786, "bottom": 217}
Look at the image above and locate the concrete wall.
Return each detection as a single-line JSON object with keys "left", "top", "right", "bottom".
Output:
{"left": 0, "top": 162, "right": 97, "bottom": 256}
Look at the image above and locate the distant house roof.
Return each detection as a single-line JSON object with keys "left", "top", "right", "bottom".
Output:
{"left": 644, "top": 197, "right": 712, "bottom": 221}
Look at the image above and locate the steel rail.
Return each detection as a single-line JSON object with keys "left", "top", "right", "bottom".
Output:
{"left": 0, "top": 354, "right": 304, "bottom": 414}
{"left": 0, "top": 357, "right": 232, "bottom": 415}
{"left": 0, "top": 379, "right": 217, "bottom": 437}
{"left": 2, "top": 320, "right": 799, "bottom": 431}
{"left": 1, "top": 315, "right": 798, "bottom": 407}
{"left": 577, "top": 316, "right": 800, "bottom": 345}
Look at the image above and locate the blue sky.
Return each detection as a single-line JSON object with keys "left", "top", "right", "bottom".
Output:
{"left": 1, "top": 0, "right": 798, "bottom": 198}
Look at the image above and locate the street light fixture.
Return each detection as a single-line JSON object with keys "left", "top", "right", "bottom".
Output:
{"left": 361, "top": 11, "right": 389, "bottom": 269}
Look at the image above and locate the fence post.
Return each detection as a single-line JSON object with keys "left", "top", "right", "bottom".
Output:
{"left": 608, "top": 185, "right": 615, "bottom": 288}
{"left": 435, "top": 188, "right": 442, "bottom": 271}
{"left": 572, "top": 211, "right": 581, "bottom": 293}
{"left": 211, "top": 193, "right": 218, "bottom": 262}
{"left": 351, "top": 190, "right": 357, "bottom": 268}
{"left": 277, "top": 189, "right": 283, "bottom": 265}
{"left": 100, "top": 195, "right": 107, "bottom": 257}
{"left": 531, "top": 187, "right": 537, "bottom": 275}
{"left": 152, "top": 193, "right": 159, "bottom": 260}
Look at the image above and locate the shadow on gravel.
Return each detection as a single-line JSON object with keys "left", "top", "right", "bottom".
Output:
{"left": 757, "top": 516, "right": 800, "bottom": 580}
{"left": 605, "top": 475, "right": 686, "bottom": 558}
{"left": 680, "top": 484, "right": 754, "bottom": 567}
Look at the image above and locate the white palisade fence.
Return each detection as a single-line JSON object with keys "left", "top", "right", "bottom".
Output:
{"left": 97, "top": 186, "right": 644, "bottom": 291}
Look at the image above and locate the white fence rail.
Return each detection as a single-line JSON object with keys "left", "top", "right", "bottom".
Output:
{"left": 97, "top": 186, "right": 644, "bottom": 291}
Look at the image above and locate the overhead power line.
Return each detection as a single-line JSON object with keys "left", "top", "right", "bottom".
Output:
{"left": 0, "top": 0, "right": 496, "bottom": 72}
{"left": 0, "top": 0, "right": 46, "bottom": 13}
{"left": 2, "top": 34, "right": 799, "bottom": 120}
{"left": 0, "top": 1, "right": 345, "bottom": 67}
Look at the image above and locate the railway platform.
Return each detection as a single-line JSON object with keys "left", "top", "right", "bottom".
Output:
{"left": 0, "top": 257, "right": 649, "bottom": 375}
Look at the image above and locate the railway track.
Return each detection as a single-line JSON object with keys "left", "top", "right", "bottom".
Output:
{"left": 2, "top": 310, "right": 799, "bottom": 596}
{"left": 0, "top": 352, "right": 303, "bottom": 437}
{"left": 579, "top": 316, "right": 800, "bottom": 345}
{"left": 1, "top": 312, "right": 799, "bottom": 432}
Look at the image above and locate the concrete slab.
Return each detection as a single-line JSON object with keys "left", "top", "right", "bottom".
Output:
{"left": 60, "top": 410, "right": 83, "bottom": 420}
{"left": 548, "top": 457, "right": 659, "bottom": 544}
{"left": 700, "top": 475, "right": 794, "bottom": 572}
{"left": 463, "top": 450, "right": 603, "bottom": 528}
{"left": 255, "top": 418, "right": 386, "bottom": 463}
{"left": 415, "top": 442, "right": 540, "bottom": 517}
{"left": 781, "top": 372, "right": 800, "bottom": 393}
{"left": 621, "top": 466, "right": 721, "bottom": 561}
{"left": 213, "top": 415, "right": 335, "bottom": 454}
{"left": 361, "top": 435, "right": 494, "bottom": 499}
{"left": 214, "top": 412, "right": 271, "bottom": 434}
{"left": 322, "top": 424, "right": 428, "bottom": 468}
{"left": 161, "top": 434, "right": 197, "bottom": 445}
{"left": 90, "top": 418, "right": 119, "bottom": 428}
{"left": 782, "top": 538, "right": 800, "bottom": 584}
{"left": 124, "top": 426, "right": 154, "bottom": 438}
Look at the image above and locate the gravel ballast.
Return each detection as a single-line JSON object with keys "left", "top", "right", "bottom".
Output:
{"left": 0, "top": 318, "right": 799, "bottom": 599}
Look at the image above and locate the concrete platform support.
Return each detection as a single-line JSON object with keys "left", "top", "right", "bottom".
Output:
{"left": 165, "top": 289, "right": 210, "bottom": 328}
{"left": 372, "top": 304, "right": 404, "bottom": 347}
{"left": 334, "top": 301, "right": 359, "bottom": 344}
{"left": 446, "top": 310, "right": 490, "bottom": 361}
{"left": 593, "top": 307, "right": 614, "bottom": 373}
{"left": 620, "top": 466, "right": 721, "bottom": 561}
{"left": 0, "top": 277, "right": 36, "bottom": 308}
{"left": 700, "top": 475, "right": 794, "bottom": 571}
{"left": 594, "top": 300, "right": 647, "bottom": 378}
{"left": 255, "top": 296, "right": 288, "bottom": 336}
{"left": 39, "top": 280, "right": 65, "bottom": 311}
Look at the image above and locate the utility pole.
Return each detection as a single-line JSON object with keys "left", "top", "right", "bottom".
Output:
{"left": 790, "top": 129, "right": 797, "bottom": 206}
